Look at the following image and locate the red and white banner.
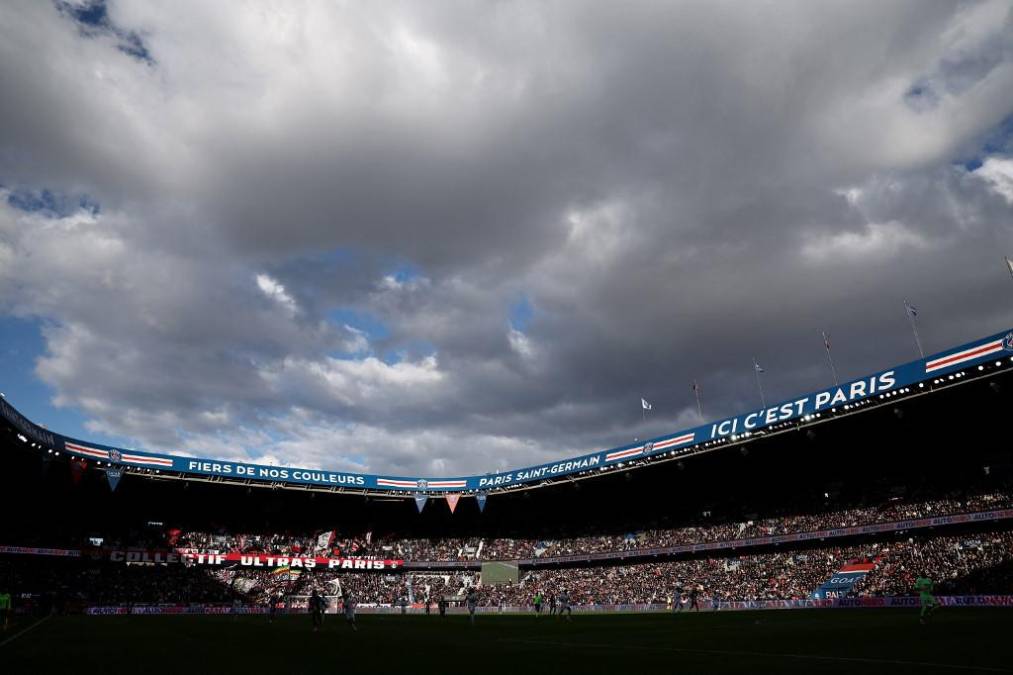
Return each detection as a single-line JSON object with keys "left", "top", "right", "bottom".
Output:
{"left": 105, "top": 549, "right": 403, "bottom": 570}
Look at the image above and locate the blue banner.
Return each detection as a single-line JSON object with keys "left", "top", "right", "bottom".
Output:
{"left": 5, "top": 328, "right": 1012, "bottom": 493}
{"left": 812, "top": 568, "right": 872, "bottom": 599}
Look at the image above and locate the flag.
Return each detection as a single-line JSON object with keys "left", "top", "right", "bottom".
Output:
{"left": 414, "top": 495, "right": 428, "bottom": 513}
{"left": 904, "top": 300, "right": 918, "bottom": 317}
{"left": 691, "top": 380, "right": 699, "bottom": 392}
{"left": 476, "top": 493, "right": 487, "bottom": 513}
{"left": 753, "top": 361, "right": 764, "bottom": 373}
{"left": 446, "top": 493, "right": 460, "bottom": 514}
{"left": 106, "top": 466, "right": 122, "bottom": 492}
{"left": 641, "top": 398, "right": 652, "bottom": 411}
{"left": 316, "top": 530, "right": 334, "bottom": 552}
{"left": 1006, "top": 256, "right": 1013, "bottom": 279}
{"left": 822, "top": 331, "right": 831, "bottom": 353}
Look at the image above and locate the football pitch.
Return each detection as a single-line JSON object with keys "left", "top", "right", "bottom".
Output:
{"left": 2, "top": 609, "right": 1010, "bottom": 674}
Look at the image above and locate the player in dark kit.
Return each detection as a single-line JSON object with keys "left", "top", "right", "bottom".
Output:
{"left": 466, "top": 588, "right": 479, "bottom": 625}
{"left": 310, "top": 590, "right": 325, "bottom": 631}
{"left": 341, "top": 589, "right": 358, "bottom": 631}
{"left": 269, "top": 592, "right": 280, "bottom": 623}
{"left": 438, "top": 597, "right": 447, "bottom": 617}
{"left": 548, "top": 593, "right": 557, "bottom": 615}
{"left": 688, "top": 586, "right": 701, "bottom": 611}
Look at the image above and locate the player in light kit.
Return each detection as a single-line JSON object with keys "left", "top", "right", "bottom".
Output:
{"left": 466, "top": 588, "right": 479, "bottom": 625}
{"left": 0, "top": 588, "right": 11, "bottom": 632}
{"left": 557, "top": 590, "right": 572, "bottom": 621}
{"left": 342, "top": 589, "right": 358, "bottom": 631}
{"left": 915, "top": 574, "right": 939, "bottom": 624}
{"left": 310, "top": 590, "right": 325, "bottom": 632}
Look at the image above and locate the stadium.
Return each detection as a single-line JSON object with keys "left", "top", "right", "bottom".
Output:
{"left": 4, "top": 2, "right": 1013, "bottom": 674}
{"left": 2, "top": 328, "right": 1013, "bottom": 672}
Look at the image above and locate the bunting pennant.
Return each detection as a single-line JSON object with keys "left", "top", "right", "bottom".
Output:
{"left": 476, "top": 493, "right": 487, "bottom": 513}
{"left": 446, "top": 493, "right": 460, "bottom": 514}
{"left": 70, "top": 457, "right": 88, "bottom": 484}
{"left": 106, "top": 467, "right": 123, "bottom": 492}
{"left": 414, "top": 495, "right": 428, "bottom": 513}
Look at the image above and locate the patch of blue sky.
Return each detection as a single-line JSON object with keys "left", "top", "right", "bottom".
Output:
{"left": 509, "top": 295, "right": 534, "bottom": 332}
{"left": 329, "top": 308, "right": 390, "bottom": 342}
{"left": 958, "top": 112, "right": 1013, "bottom": 172}
{"left": 55, "top": 0, "right": 153, "bottom": 64}
{"left": 0, "top": 316, "right": 104, "bottom": 442}
{"left": 6, "top": 187, "right": 100, "bottom": 216}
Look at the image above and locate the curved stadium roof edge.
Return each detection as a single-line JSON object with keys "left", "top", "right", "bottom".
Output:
{"left": 3, "top": 327, "right": 1013, "bottom": 496}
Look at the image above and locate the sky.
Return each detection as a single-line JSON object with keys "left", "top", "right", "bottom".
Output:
{"left": 1, "top": 0, "right": 1012, "bottom": 477}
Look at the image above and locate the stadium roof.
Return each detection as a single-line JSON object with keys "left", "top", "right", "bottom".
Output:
{"left": 3, "top": 327, "right": 1013, "bottom": 496}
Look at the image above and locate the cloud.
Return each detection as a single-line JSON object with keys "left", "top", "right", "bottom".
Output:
{"left": 1, "top": 1, "right": 1012, "bottom": 475}
{"left": 256, "top": 273, "right": 299, "bottom": 316}
{"left": 975, "top": 156, "right": 1013, "bottom": 204}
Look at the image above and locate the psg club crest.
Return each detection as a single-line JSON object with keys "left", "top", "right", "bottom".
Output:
{"left": 416, "top": 479, "right": 428, "bottom": 489}
{"left": 1004, "top": 332, "right": 1013, "bottom": 352}
{"left": 109, "top": 449, "right": 122, "bottom": 463}
{"left": 643, "top": 441, "right": 654, "bottom": 453}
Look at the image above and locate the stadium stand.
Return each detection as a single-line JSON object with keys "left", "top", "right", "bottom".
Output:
{"left": 2, "top": 339, "right": 1013, "bottom": 617}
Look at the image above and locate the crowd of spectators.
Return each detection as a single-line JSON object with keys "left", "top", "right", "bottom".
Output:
{"left": 3, "top": 530, "right": 1012, "bottom": 609}
{"left": 274, "top": 532, "right": 1013, "bottom": 607}
{"left": 168, "top": 489, "right": 1011, "bottom": 563}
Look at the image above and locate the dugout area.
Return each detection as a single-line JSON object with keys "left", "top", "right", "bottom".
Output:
{"left": 2, "top": 609, "right": 1010, "bottom": 674}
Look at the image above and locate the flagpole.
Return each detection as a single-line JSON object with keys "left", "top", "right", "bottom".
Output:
{"left": 753, "top": 359, "right": 766, "bottom": 409}
{"left": 692, "top": 380, "right": 703, "bottom": 420}
{"left": 821, "top": 330, "right": 839, "bottom": 386}
{"left": 905, "top": 300, "right": 924, "bottom": 358}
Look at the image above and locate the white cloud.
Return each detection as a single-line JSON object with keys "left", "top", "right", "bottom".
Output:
{"left": 801, "top": 221, "right": 931, "bottom": 262}
{"left": 256, "top": 273, "right": 299, "bottom": 316}
{"left": 975, "top": 156, "right": 1013, "bottom": 205}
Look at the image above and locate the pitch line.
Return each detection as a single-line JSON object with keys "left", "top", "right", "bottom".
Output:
{"left": 0, "top": 614, "right": 51, "bottom": 649}
{"left": 498, "top": 638, "right": 1013, "bottom": 673}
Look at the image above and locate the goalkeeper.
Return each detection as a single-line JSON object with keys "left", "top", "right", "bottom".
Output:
{"left": 915, "top": 574, "right": 939, "bottom": 624}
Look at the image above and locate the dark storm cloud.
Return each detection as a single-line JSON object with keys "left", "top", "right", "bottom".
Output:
{"left": 1, "top": 0, "right": 1012, "bottom": 475}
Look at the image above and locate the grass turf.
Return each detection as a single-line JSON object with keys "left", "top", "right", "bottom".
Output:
{"left": 1, "top": 609, "right": 1009, "bottom": 674}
